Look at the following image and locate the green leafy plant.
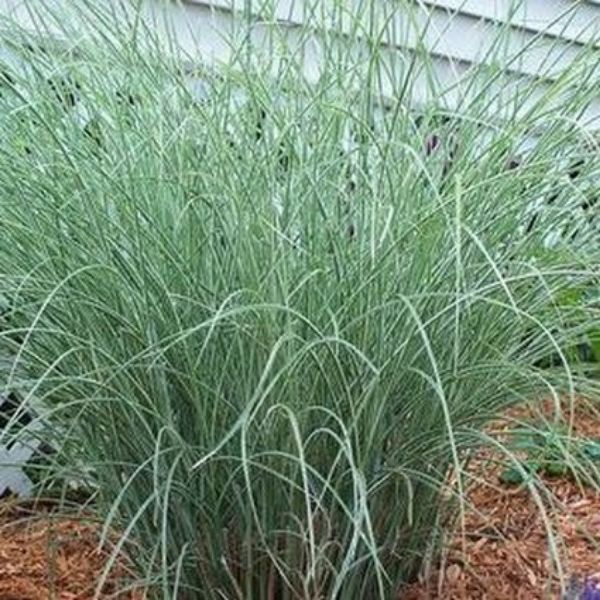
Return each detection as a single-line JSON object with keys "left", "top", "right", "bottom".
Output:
{"left": 0, "top": 1, "right": 598, "bottom": 598}
{"left": 500, "top": 423, "right": 600, "bottom": 485}
{"left": 537, "top": 284, "right": 600, "bottom": 372}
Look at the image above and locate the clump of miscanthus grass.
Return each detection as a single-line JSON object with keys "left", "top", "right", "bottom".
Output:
{"left": 0, "top": 1, "right": 599, "bottom": 597}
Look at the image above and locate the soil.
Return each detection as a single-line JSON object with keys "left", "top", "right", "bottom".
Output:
{"left": 405, "top": 398, "right": 600, "bottom": 599}
{"left": 0, "top": 399, "right": 598, "bottom": 599}
{"left": 0, "top": 502, "right": 143, "bottom": 599}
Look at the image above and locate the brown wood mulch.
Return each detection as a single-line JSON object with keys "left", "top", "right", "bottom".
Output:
{"left": 0, "top": 399, "right": 599, "bottom": 599}
{"left": 0, "top": 503, "right": 144, "bottom": 599}
{"left": 405, "top": 398, "right": 600, "bottom": 599}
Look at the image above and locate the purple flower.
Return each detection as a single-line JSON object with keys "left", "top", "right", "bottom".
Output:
{"left": 581, "top": 579, "right": 600, "bottom": 600}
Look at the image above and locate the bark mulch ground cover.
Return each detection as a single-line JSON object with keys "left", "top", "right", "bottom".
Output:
{"left": 0, "top": 399, "right": 598, "bottom": 599}
{"left": 405, "top": 399, "right": 600, "bottom": 599}
{"left": 0, "top": 502, "right": 143, "bottom": 599}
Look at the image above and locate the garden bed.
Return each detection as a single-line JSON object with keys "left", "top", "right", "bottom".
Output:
{"left": 1, "top": 401, "right": 598, "bottom": 599}
{"left": 406, "top": 400, "right": 600, "bottom": 599}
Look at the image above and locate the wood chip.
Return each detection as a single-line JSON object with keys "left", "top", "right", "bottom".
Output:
{"left": 403, "top": 399, "right": 600, "bottom": 599}
{"left": 0, "top": 507, "right": 145, "bottom": 599}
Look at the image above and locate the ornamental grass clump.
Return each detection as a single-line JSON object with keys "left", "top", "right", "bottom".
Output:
{"left": 0, "top": 2, "right": 599, "bottom": 597}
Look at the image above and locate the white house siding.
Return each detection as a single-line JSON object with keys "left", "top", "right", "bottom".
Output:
{"left": 0, "top": 0, "right": 598, "bottom": 129}
{"left": 168, "top": 0, "right": 600, "bottom": 128}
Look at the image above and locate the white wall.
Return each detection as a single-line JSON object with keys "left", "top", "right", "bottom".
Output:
{"left": 175, "top": 0, "right": 600, "bottom": 126}
{"left": 0, "top": 0, "right": 598, "bottom": 127}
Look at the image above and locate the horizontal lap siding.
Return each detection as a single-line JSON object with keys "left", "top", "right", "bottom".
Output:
{"left": 0, "top": 0, "right": 598, "bottom": 127}
{"left": 408, "top": 0, "right": 600, "bottom": 46}
{"left": 172, "top": 0, "right": 600, "bottom": 127}
{"left": 176, "top": 0, "right": 600, "bottom": 127}
{"left": 180, "top": 0, "right": 600, "bottom": 67}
